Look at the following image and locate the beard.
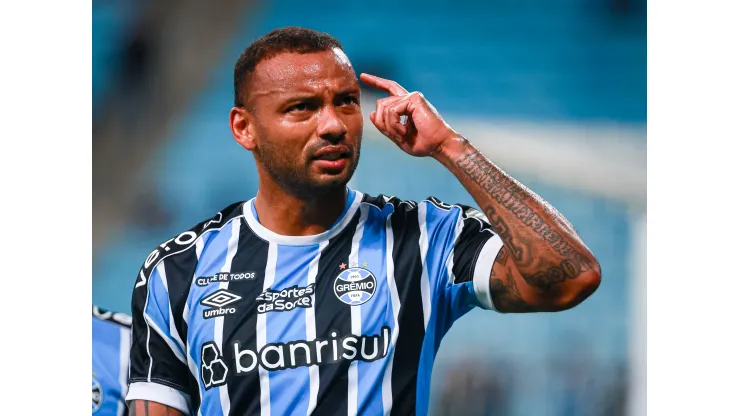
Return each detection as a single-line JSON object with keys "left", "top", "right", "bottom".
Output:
{"left": 257, "top": 137, "right": 361, "bottom": 199}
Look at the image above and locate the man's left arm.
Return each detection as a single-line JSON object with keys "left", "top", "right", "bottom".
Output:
{"left": 433, "top": 138, "right": 601, "bottom": 312}
{"left": 361, "top": 73, "right": 601, "bottom": 313}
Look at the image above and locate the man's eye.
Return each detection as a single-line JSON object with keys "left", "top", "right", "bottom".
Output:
{"left": 340, "top": 96, "right": 359, "bottom": 106}
{"left": 288, "top": 103, "right": 309, "bottom": 112}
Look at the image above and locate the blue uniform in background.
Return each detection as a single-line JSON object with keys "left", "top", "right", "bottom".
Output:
{"left": 93, "top": 305, "right": 132, "bottom": 415}
{"left": 126, "top": 190, "right": 503, "bottom": 415}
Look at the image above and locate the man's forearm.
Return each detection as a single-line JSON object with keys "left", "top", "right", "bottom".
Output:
{"left": 433, "top": 135, "right": 601, "bottom": 293}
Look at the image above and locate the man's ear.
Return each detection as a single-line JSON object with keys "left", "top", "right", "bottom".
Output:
{"left": 230, "top": 106, "right": 258, "bottom": 151}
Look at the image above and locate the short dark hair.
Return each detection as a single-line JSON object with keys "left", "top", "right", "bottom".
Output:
{"left": 233, "top": 26, "right": 344, "bottom": 107}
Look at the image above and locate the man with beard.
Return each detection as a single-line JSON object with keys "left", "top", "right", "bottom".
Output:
{"left": 126, "top": 27, "right": 601, "bottom": 416}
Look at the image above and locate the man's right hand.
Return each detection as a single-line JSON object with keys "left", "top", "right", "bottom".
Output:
{"left": 360, "top": 73, "right": 460, "bottom": 158}
{"left": 128, "top": 400, "right": 185, "bottom": 416}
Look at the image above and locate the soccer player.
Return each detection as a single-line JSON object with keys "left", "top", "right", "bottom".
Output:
{"left": 126, "top": 27, "right": 601, "bottom": 416}
{"left": 93, "top": 305, "right": 132, "bottom": 415}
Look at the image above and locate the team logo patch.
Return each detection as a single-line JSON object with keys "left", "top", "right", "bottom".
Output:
{"left": 334, "top": 267, "right": 377, "bottom": 306}
{"left": 92, "top": 375, "right": 102, "bottom": 412}
{"left": 201, "top": 342, "right": 228, "bottom": 390}
{"left": 201, "top": 289, "right": 242, "bottom": 319}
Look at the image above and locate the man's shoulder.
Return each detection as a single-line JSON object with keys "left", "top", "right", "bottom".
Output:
{"left": 360, "top": 193, "right": 418, "bottom": 212}
{"left": 177, "top": 200, "right": 248, "bottom": 242}
{"left": 358, "top": 193, "right": 485, "bottom": 236}
{"left": 136, "top": 201, "right": 248, "bottom": 283}
{"left": 360, "top": 192, "right": 464, "bottom": 215}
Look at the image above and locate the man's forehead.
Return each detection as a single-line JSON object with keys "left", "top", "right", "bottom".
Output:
{"left": 251, "top": 48, "right": 357, "bottom": 94}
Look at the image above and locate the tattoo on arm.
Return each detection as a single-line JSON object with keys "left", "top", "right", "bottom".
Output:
{"left": 129, "top": 400, "right": 182, "bottom": 416}
{"left": 456, "top": 151, "right": 598, "bottom": 291}
{"left": 129, "top": 401, "right": 146, "bottom": 416}
{"left": 489, "top": 249, "right": 534, "bottom": 312}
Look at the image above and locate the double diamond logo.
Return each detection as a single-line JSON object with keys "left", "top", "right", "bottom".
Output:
{"left": 200, "top": 289, "right": 242, "bottom": 319}
{"left": 201, "top": 289, "right": 242, "bottom": 308}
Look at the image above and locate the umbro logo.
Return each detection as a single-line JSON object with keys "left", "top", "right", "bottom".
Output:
{"left": 201, "top": 289, "right": 242, "bottom": 319}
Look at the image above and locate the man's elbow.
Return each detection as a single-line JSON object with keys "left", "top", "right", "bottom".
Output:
{"left": 555, "top": 261, "right": 602, "bottom": 311}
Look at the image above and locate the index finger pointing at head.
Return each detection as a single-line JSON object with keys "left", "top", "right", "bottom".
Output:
{"left": 360, "top": 73, "right": 409, "bottom": 96}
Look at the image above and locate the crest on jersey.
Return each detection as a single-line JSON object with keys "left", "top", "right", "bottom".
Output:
{"left": 333, "top": 267, "right": 377, "bottom": 306}
{"left": 92, "top": 375, "right": 102, "bottom": 412}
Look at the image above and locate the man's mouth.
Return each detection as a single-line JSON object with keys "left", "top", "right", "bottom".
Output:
{"left": 311, "top": 145, "right": 352, "bottom": 172}
{"left": 312, "top": 145, "right": 351, "bottom": 161}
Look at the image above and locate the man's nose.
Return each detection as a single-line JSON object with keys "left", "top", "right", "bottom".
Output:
{"left": 316, "top": 105, "right": 348, "bottom": 143}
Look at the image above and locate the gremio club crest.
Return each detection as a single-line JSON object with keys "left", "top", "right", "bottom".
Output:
{"left": 333, "top": 265, "right": 377, "bottom": 306}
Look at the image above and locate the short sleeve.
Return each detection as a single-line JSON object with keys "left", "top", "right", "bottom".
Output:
{"left": 421, "top": 198, "right": 504, "bottom": 318}
{"left": 126, "top": 256, "right": 194, "bottom": 415}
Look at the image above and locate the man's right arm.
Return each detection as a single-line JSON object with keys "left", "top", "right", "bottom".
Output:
{"left": 127, "top": 248, "right": 195, "bottom": 414}
{"left": 129, "top": 400, "right": 184, "bottom": 416}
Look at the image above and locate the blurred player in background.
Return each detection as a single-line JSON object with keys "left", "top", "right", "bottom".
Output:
{"left": 93, "top": 305, "right": 132, "bottom": 415}
{"left": 126, "top": 27, "right": 601, "bottom": 415}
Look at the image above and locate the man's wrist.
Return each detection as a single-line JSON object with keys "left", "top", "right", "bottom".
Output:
{"left": 431, "top": 132, "right": 470, "bottom": 165}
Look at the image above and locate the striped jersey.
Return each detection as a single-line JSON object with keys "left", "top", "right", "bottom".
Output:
{"left": 126, "top": 189, "right": 503, "bottom": 415}
{"left": 93, "top": 305, "right": 132, "bottom": 415}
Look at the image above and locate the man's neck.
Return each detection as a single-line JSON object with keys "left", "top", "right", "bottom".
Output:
{"left": 253, "top": 185, "right": 349, "bottom": 237}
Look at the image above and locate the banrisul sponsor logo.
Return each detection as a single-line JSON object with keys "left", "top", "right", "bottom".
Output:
{"left": 334, "top": 268, "right": 376, "bottom": 306}
{"left": 232, "top": 326, "right": 391, "bottom": 374}
{"left": 196, "top": 272, "right": 256, "bottom": 287}
{"left": 256, "top": 284, "right": 315, "bottom": 314}
{"left": 200, "top": 342, "right": 228, "bottom": 390}
{"left": 200, "top": 289, "right": 242, "bottom": 319}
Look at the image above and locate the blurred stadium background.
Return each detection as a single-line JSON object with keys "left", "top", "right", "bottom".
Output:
{"left": 92, "top": 1, "right": 646, "bottom": 415}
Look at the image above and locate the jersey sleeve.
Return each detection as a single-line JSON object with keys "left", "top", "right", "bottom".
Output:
{"left": 126, "top": 246, "right": 196, "bottom": 415}
{"left": 421, "top": 197, "right": 504, "bottom": 320}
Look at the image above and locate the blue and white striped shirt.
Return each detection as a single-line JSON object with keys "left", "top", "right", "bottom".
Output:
{"left": 126, "top": 189, "right": 503, "bottom": 415}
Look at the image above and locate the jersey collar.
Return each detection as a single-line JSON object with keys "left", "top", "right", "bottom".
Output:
{"left": 242, "top": 188, "right": 362, "bottom": 246}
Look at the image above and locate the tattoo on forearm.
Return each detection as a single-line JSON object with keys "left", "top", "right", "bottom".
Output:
{"left": 130, "top": 400, "right": 182, "bottom": 415}
{"left": 478, "top": 207, "right": 523, "bottom": 261}
{"left": 129, "top": 401, "right": 150, "bottom": 416}
{"left": 456, "top": 151, "right": 597, "bottom": 290}
{"left": 494, "top": 247, "right": 508, "bottom": 266}
{"left": 489, "top": 250, "right": 535, "bottom": 312}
